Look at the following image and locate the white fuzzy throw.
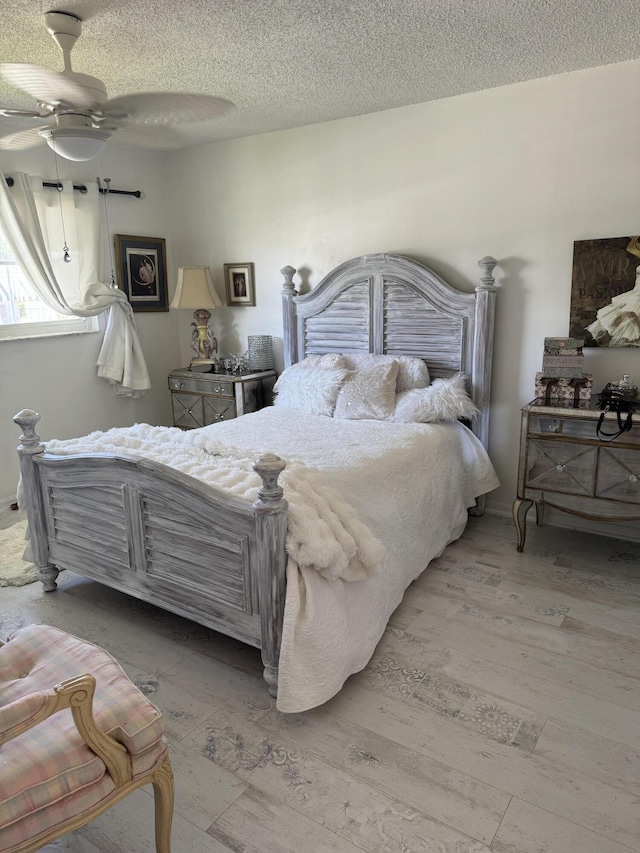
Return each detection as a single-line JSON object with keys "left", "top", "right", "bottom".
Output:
{"left": 43, "top": 424, "right": 385, "bottom": 582}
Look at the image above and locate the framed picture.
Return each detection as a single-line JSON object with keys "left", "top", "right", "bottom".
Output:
{"left": 115, "top": 235, "right": 168, "bottom": 312}
{"left": 224, "top": 262, "right": 255, "bottom": 306}
{"left": 569, "top": 235, "right": 640, "bottom": 347}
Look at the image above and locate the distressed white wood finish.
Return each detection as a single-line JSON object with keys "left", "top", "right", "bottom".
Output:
{"left": 281, "top": 253, "right": 498, "bottom": 512}
{"left": 253, "top": 454, "right": 288, "bottom": 695}
{"left": 14, "top": 253, "right": 498, "bottom": 701}
{"left": 13, "top": 409, "right": 276, "bottom": 654}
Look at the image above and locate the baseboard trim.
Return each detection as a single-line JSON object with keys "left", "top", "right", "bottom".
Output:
{"left": 485, "top": 498, "right": 640, "bottom": 544}
{"left": 0, "top": 494, "right": 18, "bottom": 512}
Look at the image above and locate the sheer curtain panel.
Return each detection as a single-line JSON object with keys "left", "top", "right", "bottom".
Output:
{"left": 0, "top": 171, "right": 150, "bottom": 397}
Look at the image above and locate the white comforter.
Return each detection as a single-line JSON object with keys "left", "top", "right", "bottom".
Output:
{"left": 43, "top": 408, "right": 499, "bottom": 711}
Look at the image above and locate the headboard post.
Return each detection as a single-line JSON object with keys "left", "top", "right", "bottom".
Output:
{"left": 471, "top": 256, "right": 498, "bottom": 513}
{"left": 281, "top": 265, "right": 298, "bottom": 368}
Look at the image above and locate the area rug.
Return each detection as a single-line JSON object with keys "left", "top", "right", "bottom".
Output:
{"left": 0, "top": 521, "right": 38, "bottom": 587}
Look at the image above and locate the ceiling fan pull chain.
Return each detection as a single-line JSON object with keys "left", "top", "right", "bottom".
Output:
{"left": 52, "top": 145, "right": 71, "bottom": 262}
{"left": 98, "top": 166, "right": 117, "bottom": 288}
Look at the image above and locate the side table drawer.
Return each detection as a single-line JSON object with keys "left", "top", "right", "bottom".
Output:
{"left": 596, "top": 447, "right": 640, "bottom": 504}
{"left": 169, "top": 376, "right": 234, "bottom": 397}
{"left": 171, "top": 392, "right": 204, "bottom": 429}
{"left": 204, "top": 396, "right": 236, "bottom": 425}
{"left": 526, "top": 439, "right": 596, "bottom": 496}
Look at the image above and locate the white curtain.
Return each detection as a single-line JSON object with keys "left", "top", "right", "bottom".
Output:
{"left": 0, "top": 171, "right": 151, "bottom": 397}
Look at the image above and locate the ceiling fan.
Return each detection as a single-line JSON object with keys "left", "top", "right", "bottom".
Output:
{"left": 0, "top": 10, "right": 233, "bottom": 161}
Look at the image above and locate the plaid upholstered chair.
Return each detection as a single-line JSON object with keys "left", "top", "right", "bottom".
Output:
{"left": 0, "top": 624, "right": 174, "bottom": 853}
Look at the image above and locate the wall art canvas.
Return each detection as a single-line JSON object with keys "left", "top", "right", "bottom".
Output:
{"left": 569, "top": 235, "right": 640, "bottom": 347}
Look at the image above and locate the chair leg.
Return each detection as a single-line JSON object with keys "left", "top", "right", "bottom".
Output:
{"left": 152, "top": 756, "right": 174, "bottom": 853}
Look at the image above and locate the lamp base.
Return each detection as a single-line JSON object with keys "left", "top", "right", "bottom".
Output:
{"left": 189, "top": 358, "right": 219, "bottom": 374}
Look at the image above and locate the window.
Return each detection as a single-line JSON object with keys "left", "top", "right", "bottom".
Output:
{"left": 0, "top": 231, "right": 98, "bottom": 340}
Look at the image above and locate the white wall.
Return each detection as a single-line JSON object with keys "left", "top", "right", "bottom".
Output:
{"left": 0, "top": 141, "right": 180, "bottom": 504}
{"left": 165, "top": 59, "right": 640, "bottom": 531}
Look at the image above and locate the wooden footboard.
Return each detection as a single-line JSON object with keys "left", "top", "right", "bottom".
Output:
{"left": 13, "top": 410, "right": 288, "bottom": 696}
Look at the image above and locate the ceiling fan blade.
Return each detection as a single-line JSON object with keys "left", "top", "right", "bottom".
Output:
{"left": 109, "top": 123, "right": 186, "bottom": 149}
{"left": 1, "top": 63, "right": 97, "bottom": 109}
{"left": 0, "top": 108, "right": 51, "bottom": 119}
{"left": 100, "top": 92, "right": 233, "bottom": 125}
{"left": 0, "top": 125, "right": 47, "bottom": 150}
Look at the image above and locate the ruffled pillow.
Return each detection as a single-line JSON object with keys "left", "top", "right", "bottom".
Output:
{"left": 333, "top": 361, "right": 399, "bottom": 420}
{"left": 273, "top": 359, "right": 348, "bottom": 416}
{"left": 393, "top": 373, "right": 479, "bottom": 423}
{"left": 341, "top": 353, "right": 430, "bottom": 392}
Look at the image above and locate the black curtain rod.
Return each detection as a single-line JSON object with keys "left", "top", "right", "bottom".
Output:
{"left": 4, "top": 176, "right": 141, "bottom": 198}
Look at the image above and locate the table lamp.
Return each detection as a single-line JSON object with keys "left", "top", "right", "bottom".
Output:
{"left": 170, "top": 266, "right": 222, "bottom": 366}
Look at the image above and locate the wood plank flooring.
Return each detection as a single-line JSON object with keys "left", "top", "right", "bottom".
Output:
{"left": 1, "top": 511, "right": 639, "bottom": 853}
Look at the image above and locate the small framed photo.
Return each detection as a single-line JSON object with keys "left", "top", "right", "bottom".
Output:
{"left": 115, "top": 235, "right": 168, "bottom": 311}
{"left": 224, "top": 262, "right": 255, "bottom": 306}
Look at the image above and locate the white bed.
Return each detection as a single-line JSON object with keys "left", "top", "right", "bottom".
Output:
{"left": 15, "top": 252, "right": 500, "bottom": 710}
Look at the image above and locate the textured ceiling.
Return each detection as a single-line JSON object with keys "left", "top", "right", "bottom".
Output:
{"left": 0, "top": 0, "right": 638, "bottom": 151}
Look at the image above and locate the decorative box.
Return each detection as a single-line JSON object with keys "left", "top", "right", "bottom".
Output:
{"left": 542, "top": 356, "right": 586, "bottom": 368}
{"left": 539, "top": 366, "right": 585, "bottom": 379}
{"left": 543, "top": 337, "right": 584, "bottom": 355}
{"left": 534, "top": 373, "right": 593, "bottom": 404}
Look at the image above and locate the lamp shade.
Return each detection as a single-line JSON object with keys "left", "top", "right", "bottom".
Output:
{"left": 170, "top": 266, "right": 222, "bottom": 309}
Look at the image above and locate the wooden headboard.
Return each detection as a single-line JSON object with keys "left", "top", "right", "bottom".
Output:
{"left": 280, "top": 252, "right": 498, "bottom": 457}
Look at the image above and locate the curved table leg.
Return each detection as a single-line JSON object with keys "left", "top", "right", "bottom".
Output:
{"left": 512, "top": 498, "right": 533, "bottom": 553}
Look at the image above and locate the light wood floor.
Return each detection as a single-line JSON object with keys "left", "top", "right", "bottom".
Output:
{"left": 1, "top": 511, "right": 639, "bottom": 853}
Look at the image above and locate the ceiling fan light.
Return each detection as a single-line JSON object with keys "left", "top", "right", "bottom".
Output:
{"left": 40, "top": 127, "right": 111, "bottom": 161}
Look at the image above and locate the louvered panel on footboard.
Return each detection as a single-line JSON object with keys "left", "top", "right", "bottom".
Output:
{"left": 142, "top": 493, "right": 252, "bottom": 614}
{"left": 47, "top": 483, "right": 131, "bottom": 580}
{"left": 383, "top": 281, "right": 465, "bottom": 378}
{"left": 302, "top": 280, "right": 370, "bottom": 355}
{"left": 34, "top": 453, "right": 263, "bottom": 647}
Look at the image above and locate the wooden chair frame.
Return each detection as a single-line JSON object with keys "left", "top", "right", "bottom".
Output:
{"left": 0, "top": 669, "right": 173, "bottom": 853}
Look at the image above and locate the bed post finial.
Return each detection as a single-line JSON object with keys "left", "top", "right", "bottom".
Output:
{"left": 14, "top": 409, "right": 44, "bottom": 454}
{"left": 281, "top": 266, "right": 298, "bottom": 368}
{"left": 477, "top": 256, "right": 498, "bottom": 291}
{"left": 281, "top": 265, "right": 297, "bottom": 294}
{"left": 253, "top": 454, "right": 288, "bottom": 698}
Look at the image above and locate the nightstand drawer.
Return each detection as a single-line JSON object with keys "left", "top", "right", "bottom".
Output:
{"left": 169, "top": 376, "right": 234, "bottom": 397}
{"left": 596, "top": 447, "right": 640, "bottom": 504}
{"left": 526, "top": 439, "right": 596, "bottom": 496}
{"left": 171, "top": 392, "right": 204, "bottom": 429}
{"left": 528, "top": 415, "right": 563, "bottom": 435}
{"left": 204, "top": 396, "right": 236, "bottom": 425}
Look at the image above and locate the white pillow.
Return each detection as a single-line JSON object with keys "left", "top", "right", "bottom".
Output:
{"left": 333, "top": 361, "right": 399, "bottom": 420}
{"left": 393, "top": 373, "right": 479, "bottom": 423}
{"left": 341, "top": 353, "right": 430, "bottom": 392}
{"left": 273, "top": 360, "right": 348, "bottom": 416}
